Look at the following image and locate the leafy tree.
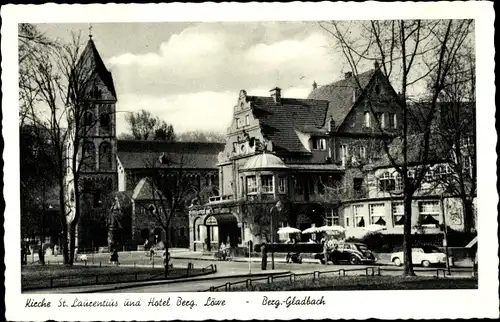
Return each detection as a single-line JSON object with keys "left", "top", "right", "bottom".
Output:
{"left": 176, "top": 130, "right": 226, "bottom": 143}
{"left": 124, "top": 109, "right": 175, "bottom": 141}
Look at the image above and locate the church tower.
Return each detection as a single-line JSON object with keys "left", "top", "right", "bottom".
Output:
{"left": 76, "top": 33, "right": 118, "bottom": 249}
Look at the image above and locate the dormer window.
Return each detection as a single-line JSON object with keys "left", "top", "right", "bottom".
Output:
{"left": 312, "top": 138, "right": 326, "bottom": 151}
{"left": 364, "top": 112, "right": 371, "bottom": 127}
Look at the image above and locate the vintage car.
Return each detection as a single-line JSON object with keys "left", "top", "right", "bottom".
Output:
{"left": 314, "top": 242, "right": 377, "bottom": 265}
{"left": 390, "top": 246, "right": 453, "bottom": 267}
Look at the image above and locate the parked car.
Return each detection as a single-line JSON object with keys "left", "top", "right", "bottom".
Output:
{"left": 315, "top": 242, "right": 377, "bottom": 265}
{"left": 390, "top": 246, "right": 453, "bottom": 267}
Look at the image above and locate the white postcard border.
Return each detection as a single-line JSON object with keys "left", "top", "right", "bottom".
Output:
{"left": 2, "top": 2, "right": 497, "bottom": 321}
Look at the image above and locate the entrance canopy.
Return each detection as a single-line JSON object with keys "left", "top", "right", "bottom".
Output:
{"left": 205, "top": 214, "right": 237, "bottom": 225}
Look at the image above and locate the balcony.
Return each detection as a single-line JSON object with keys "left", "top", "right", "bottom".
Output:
{"left": 208, "top": 195, "right": 234, "bottom": 204}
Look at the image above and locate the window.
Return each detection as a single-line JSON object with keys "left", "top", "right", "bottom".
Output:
{"left": 93, "top": 191, "right": 102, "bottom": 208}
{"left": 100, "top": 113, "right": 110, "bottom": 129}
{"left": 236, "top": 118, "right": 244, "bottom": 129}
{"left": 278, "top": 177, "right": 287, "bottom": 194}
{"left": 345, "top": 216, "right": 350, "bottom": 227}
{"left": 376, "top": 113, "right": 385, "bottom": 128}
{"left": 245, "top": 115, "right": 250, "bottom": 126}
{"left": 340, "top": 144, "right": 349, "bottom": 166}
{"left": 359, "top": 146, "right": 367, "bottom": 159}
{"left": 99, "top": 142, "right": 112, "bottom": 170}
{"left": 194, "top": 218, "right": 201, "bottom": 241}
{"left": 246, "top": 176, "right": 257, "bottom": 195}
{"left": 261, "top": 175, "right": 274, "bottom": 193}
{"left": 392, "top": 202, "right": 404, "bottom": 226}
{"left": 84, "top": 111, "right": 94, "bottom": 127}
{"left": 82, "top": 141, "right": 96, "bottom": 171}
{"left": 294, "top": 176, "right": 303, "bottom": 195}
{"left": 379, "top": 172, "right": 395, "bottom": 191}
{"left": 369, "top": 203, "right": 386, "bottom": 225}
{"left": 418, "top": 201, "right": 440, "bottom": 226}
{"left": 434, "top": 164, "right": 451, "bottom": 178}
{"left": 364, "top": 112, "right": 371, "bottom": 127}
{"left": 395, "top": 173, "right": 403, "bottom": 191}
{"left": 353, "top": 178, "right": 364, "bottom": 192}
{"left": 389, "top": 113, "right": 397, "bottom": 129}
{"left": 325, "top": 208, "right": 340, "bottom": 226}
{"left": 312, "top": 138, "right": 326, "bottom": 150}
{"left": 354, "top": 205, "right": 365, "bottom": 227}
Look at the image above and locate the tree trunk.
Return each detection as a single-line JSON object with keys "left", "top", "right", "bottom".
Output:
{"left": 68, "top": 221, "right": 77, "bottom": 265}
{"left": 402, "top": 192, "right": 416, "bottom": 276}
{"left": 463, "top": 199, "right": 475, "bottom": 233}
{"left": 61, "top": 224, "right": 69, "bottom": 264}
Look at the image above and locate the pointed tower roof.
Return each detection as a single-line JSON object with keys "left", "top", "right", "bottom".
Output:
{"left": 80, "top": 37, "right": 117, "bottom": 99}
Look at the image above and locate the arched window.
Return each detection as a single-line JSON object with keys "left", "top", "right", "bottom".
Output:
{"left": 99, "top": 141, "right": 112, "bottom": 170}
{"left": 82, "top": 141, "right": 96, "bottom": 171}
{"left": 364, "top": 112, "right": 371, "bottom": 127}
{"left": 84, "top": 111, "right": 94, "bottom": 127}
{"left": 100, "top": 113, "right": 110, "bottom": 130}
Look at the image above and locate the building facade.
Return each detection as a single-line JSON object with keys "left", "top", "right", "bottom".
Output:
{"left": 188, "top": 63, "right": 407, "bottom": 251}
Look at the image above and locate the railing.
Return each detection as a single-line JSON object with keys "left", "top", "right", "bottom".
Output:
{"left": 208, "top": 195, "right": 233, "bottom": 203}
{"left": 203, "top": 266, "right": 472, "bottom": 292}
{"left": 22, "top": 262, "right": 217, "bottom": 291}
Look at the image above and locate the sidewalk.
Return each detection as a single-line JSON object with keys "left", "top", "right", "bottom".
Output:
{"left": 24, "top": 267, "right": 291, "bottom": 294}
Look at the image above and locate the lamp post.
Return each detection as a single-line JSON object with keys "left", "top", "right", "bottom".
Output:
{"left": 440, "top": 193, "right": 451, "bottom": 276}
{"left": 270, "top": 201, "right": 283, "bottom": 270}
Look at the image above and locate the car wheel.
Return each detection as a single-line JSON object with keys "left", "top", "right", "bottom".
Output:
{"left": 393, "top": 257, "right": 402, "bottom": 266}
{"left": 422, "top": 260, "right": 431, "bottom": 267}
{"left": 349, "top": 255, "right": 360, "bottom": 265}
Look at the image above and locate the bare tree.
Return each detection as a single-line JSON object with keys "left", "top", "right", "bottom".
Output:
{"left": 20, "top": 26, "right": 108, "bottom": 264}
{"left": 320, "top": 19, "right": 474, "bottom": 276}
{"left": 433, "top": 49, "right": 476, "bottom": 233}
{"left": 132, "top": 153, "right": 204, "bottom": 278}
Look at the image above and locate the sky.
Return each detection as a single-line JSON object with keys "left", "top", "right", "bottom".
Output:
{"left": 35, "top": 22, "right": 348, "bottom": 135}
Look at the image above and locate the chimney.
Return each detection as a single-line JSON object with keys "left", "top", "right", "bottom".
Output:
{"left": 270, "top": 87, "right": 281, "bottom": 104}
{"left": 312, "top": 81, "right": 317, "bottom": 90}
{"left": 344, "top": 71, "right": 353, "bottom": 79}
{"left": 374, "top": 61, "right": 380, "bottom": 70}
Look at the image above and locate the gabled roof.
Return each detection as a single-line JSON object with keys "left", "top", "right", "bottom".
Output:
{"left": 307, "top": 69, "right": 376, "bottom": 130}
{"left": 117, "top": 140, "right": 224, "bottom": 169}
{"left": 372, "top": 132, "right": 449, "bottom": 169}
{"left": 247, "top": 96, "right": 329, "bottom": 154}
{"left": 132, "top": 177, "right": 166, "bottom": 201}
{"left": 80, "top": 38, "right": 117, "bottom": 99}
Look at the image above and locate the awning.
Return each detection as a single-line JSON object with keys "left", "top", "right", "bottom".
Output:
{"left": 465, "top": 236, "right": 477, "bottom": 248}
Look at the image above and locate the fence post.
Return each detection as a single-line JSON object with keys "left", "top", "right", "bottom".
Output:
{"left": 95, "top": 275, "right": 98, "bottom": 284}
{"left": 50, "top": 277, "right": 53, "bottom": 288}
{"left": 365, "top": 267, "right": 369, "bottom": 276}
{"left": 214, "top": 264, "right": 217, "bottom": 272}
{"left": 377, "top": 267, "right": 381, "bottom": 276}
{"left": 99, "top": 261, "right": 102, "bottom": 267}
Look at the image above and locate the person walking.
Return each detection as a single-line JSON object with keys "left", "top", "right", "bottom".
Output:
{"left": 110, "top": 249, "right": 119, "bottom": 266}
{"left": 321, "top": 235, "right": 328, "bottom": 265}
{"left": 261, "top": 239, "right": 268, "bottom": 270}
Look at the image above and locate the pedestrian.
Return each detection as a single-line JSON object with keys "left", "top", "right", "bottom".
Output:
{"left": 54, "top": 244, "right": 59, "bottom": 257}
{"left": 321, "top": 235, "right": 328, "bottom": 265}
{"left": 110, "top": 249, "right": 119, "bottom": 266}
{"left": 261, "top": 239, "right": 268, "bottom": 270}
{"left": 163, "top": 250, "right": 171, "bottom": 267}
{"left": 219, "top": 242, "right": 227, "bottom": 261}
{"left": 150, "top": 247, "right": 155, "bottom": 261}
